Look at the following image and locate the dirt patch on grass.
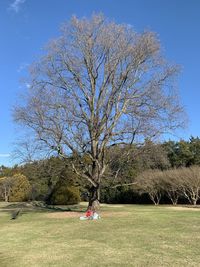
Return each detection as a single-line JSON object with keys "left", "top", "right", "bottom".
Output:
{"left": 46, "top": 211, "right": 131, "bottom": 219}
{"left": 46, "top": 212, "right": 82, "bottom": 218}
{"left": 100, "top": 204, "right": 125, "bottom": 208}
{"left": 165, "top": 206, "right": 200, "bottom": 211}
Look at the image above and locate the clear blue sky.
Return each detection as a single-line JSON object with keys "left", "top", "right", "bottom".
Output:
{"left": 1, "top": 0, "right": 200, "bottom": 166}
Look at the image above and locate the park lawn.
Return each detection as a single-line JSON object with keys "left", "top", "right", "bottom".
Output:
{"left": 0, "top": 203, "right": 200, "bottom": 267}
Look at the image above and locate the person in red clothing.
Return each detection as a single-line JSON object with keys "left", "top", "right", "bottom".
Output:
{"left": 85, "top": 207, "right": 93, "bottom": 218}
{"left": 80, "top": 206, "right": 100, "bottom": 220}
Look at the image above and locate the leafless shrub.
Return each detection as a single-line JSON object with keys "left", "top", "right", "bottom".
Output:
{"left": 161, "top": 169, "right": 182, "bottom": 205}
{"left": 179, "top": 166, "right": 200, "bottom": 205}
{"left": 135, "top": 170, "right": 163, "bottom": 205}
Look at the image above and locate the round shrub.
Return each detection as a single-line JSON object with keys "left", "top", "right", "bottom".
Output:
{"left": 49, "top": 180, "right": 80, "bottom": 205}
{"left": 9, "top": 174, "right": 31, "bottom": 202}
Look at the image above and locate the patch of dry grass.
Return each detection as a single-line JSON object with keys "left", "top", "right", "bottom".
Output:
{"left": 45, "top": 211, "right": 132, "bottom": 219}
{"left": 165, "top": 205, "right": 200, "bottom": 211}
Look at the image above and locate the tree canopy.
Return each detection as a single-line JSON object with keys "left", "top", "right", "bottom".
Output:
{"left": 14, "top": 14, "right": 185, "bottom": 207}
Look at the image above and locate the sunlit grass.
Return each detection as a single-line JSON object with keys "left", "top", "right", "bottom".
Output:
{"left": 1, "top": 203, "right": 200, "bottom": 266}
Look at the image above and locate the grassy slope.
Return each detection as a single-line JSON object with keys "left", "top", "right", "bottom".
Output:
{"left": 0, "top": 203, "right": 200, "bottom": 267}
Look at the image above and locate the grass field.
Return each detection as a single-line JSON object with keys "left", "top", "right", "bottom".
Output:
{"left": 1, "top": 202, "right": 200, "bottom": 267}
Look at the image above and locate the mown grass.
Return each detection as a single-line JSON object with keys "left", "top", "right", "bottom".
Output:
{"left": 0, "top": 202, "right": 200, "bottom": 266}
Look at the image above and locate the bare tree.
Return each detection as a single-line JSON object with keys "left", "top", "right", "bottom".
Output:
{"left": 161, "top": 169, "right": 182, "bottom": 205}
{"left": 180, "top": 166, "right": 200, "bottom": 205}
{"left": 0, "top": 177, "right": 14, "bottom": 202}
{"left": 12, "top": 138, "right": 46, "bottom": 164}
{"left": 14, "top": 14, "right": 184, "bottom": 208}
{"left": 135, "top": 170, "right": 163, "bottom": 205}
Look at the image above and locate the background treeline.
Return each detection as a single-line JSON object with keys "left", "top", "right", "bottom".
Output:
{"left": 0, "top": 157, "right": 81, "bottom": 205}
{"left": 1, "top": 137, "right": 200, "bottom": 205}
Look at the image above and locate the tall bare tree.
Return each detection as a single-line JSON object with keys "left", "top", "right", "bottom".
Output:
{"left": 14, "top": 14, "right": 184, "bottom": 208}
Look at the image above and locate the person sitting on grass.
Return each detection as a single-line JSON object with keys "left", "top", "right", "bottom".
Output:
{"left": 85, "top": 206, "right": 93, "bottom": 219}
{"left": 80, "top": 206, "right": 93, "bottom": 220}
{"left": 80, "top": 205, "right": 100, "bottom": 220}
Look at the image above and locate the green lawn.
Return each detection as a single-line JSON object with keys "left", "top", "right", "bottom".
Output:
{"left": 0, "top": 202, "right": 200, "bottom": 267}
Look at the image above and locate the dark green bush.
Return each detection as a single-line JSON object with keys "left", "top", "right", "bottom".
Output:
{"left": 48, "top": 179, "right": 80, "bottom": 205}
{"left": 101, "top": 187, "right": 136, "bottom": 204}
{"left": 100, "top": 187, "right": 152, "bottom": 204}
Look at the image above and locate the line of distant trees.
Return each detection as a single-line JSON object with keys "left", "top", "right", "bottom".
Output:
{"left": 0, "top": 136, "right": 200, "bottom": 205}
{"left": 136, "top": 166, "right": 200, "bottom": 205}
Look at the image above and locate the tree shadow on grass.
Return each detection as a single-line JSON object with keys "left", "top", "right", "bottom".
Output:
{"left": 0, "top": 202, "right": 86, "bottom": 218}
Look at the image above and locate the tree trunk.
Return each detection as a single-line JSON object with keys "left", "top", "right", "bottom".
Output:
{"left": 149, "top": 192, "right": 161, "bottom": 205}
{"left": 149, "top": 194, "right": 157, "bottom": 205}
{"left": 167, "top": 192, "right": 179, "bottom": 205}
{"left": 4, "top": 188, "right": 9, "bottom": 202}
{"left": 5, "top": 194, "right": 8, "bottom": 202}
{"left": 192, "top": 198, "right": 197, "bottom": 206}
{"left": 172, "top": 198, "right": 178, "bottom": 205}
{"left": 88, "top": 185, "right": 100, "bottom": 211}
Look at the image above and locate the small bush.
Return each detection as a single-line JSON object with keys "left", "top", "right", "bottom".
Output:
{"left": 101, "top": 187, "right": 139, "bottom": 204}
{"left": 9, "top": 174, "right": 31, "bottom": 202}
{"left": 49, "top": 179, "right": 80, "bottom": 205}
